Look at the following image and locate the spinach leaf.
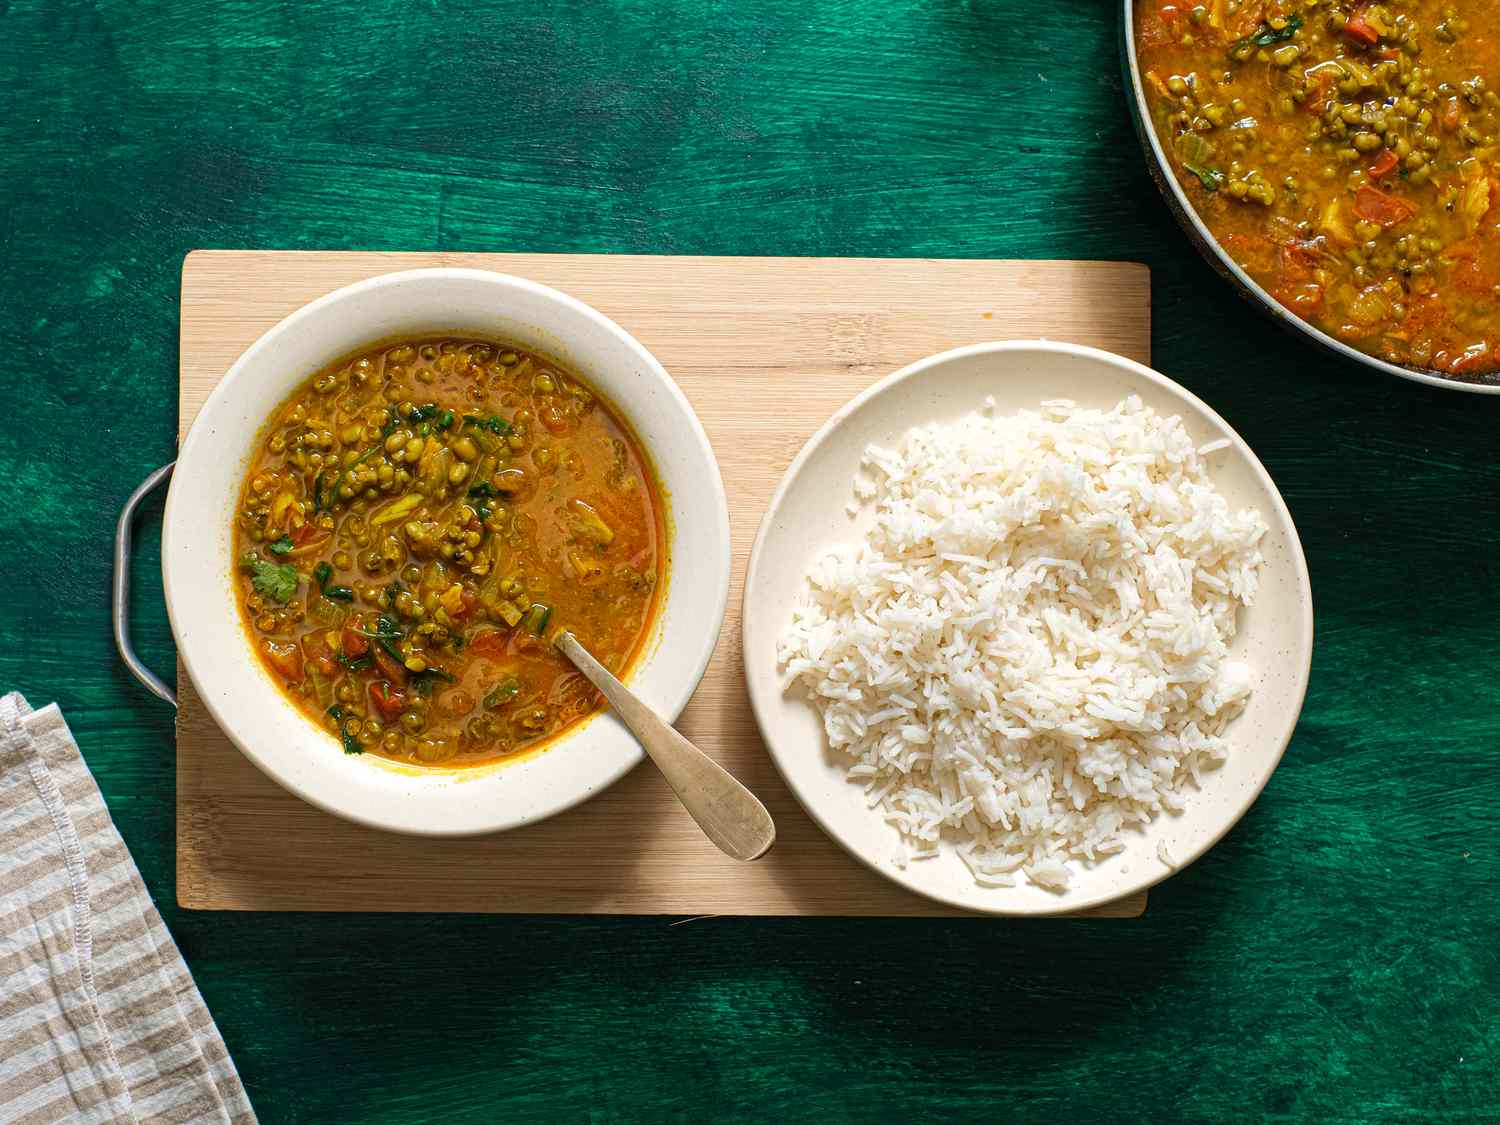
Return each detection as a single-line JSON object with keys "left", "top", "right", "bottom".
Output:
{"left": 325, "top": 706, "right": 364, "bottom": 755}
{"left": 335, "top": 651, "right": 373, "bottom": 673}
{"left": 313, "top": 561, "right": 353, "bottom": 601}
{"left": 1230, "top": 11, "right": 1302, "bottom": 55}
{"left": 354, "top": 615, "right": 406, "bottom": 664}
{"left": 409, "top": 667, "right": 456, "bottom": 696}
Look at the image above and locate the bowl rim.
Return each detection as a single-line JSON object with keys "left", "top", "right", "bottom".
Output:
{"left": 163, "top": 266, "right": 731, "bottom": 836}
{"left": 1120, "top": 0, "right": 1500, "bottom": 395}
{"left": 742, "top": 339, "right": 1315, "bottom": 915}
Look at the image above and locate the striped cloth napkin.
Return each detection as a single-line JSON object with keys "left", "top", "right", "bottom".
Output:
{"left": 1, "top": 694, "right": 256, "bottom": 1124}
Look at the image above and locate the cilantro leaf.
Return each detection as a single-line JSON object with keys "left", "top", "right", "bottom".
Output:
{"left": 240, "top": 555, "right": 299, "bottom": 603}
{"left": 267, "top": 536, "right": 294, "bottom": 556}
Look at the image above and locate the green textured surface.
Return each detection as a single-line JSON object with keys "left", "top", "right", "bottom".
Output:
{"left": 1, "top": 0, "right": 1496, "bottom": 1121}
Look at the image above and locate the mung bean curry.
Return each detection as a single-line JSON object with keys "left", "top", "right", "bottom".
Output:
{"left": 1137, "top": 1, "right": 1500, "bottom": 382}
{"left": 234, "top": 339, "right": 664, "bottom": 767}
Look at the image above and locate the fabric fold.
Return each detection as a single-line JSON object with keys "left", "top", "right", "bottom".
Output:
{"left": 1, "top": 693, "right": 256, "bottom": 1125}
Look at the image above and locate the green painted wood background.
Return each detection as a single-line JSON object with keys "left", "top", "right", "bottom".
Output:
{"left": 2, "top": 0, "right": 1496, "bottom": 1120}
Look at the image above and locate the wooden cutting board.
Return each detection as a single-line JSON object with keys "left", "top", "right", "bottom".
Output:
{"left": 177, "top": 250, "right": 1152, "bottom": 918}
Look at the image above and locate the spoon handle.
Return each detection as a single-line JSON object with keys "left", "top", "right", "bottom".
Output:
{"left": 556, "top": 632, "right": 776, "bottom": 862}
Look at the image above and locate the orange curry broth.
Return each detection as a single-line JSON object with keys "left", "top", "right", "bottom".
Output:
{"left": 232, "top": 338, "right": 666, "bottom": 767}
{"left": 1137, "top": 1, "right": 1500, "bottom": 380}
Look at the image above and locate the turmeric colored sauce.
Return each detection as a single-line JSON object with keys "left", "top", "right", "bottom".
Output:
{"left": 233, "top": 338, "right": 665, "bottom": 767}
{"left": 1137, "top": 2, "right": 1500, "bottom": 381}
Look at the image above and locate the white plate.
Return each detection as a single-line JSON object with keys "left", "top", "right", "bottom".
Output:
{"left": 164, "top": 268, "right": 731, "bottom": 836}
{"left": 743, "top": 341, "right": 1313, "bottom": 915}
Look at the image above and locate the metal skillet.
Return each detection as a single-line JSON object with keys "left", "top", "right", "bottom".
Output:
{"left": 1119, "top": 0, "right": 1500, "bottom": 394}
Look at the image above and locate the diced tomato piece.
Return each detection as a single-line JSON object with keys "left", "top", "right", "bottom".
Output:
{"left": 1441, "top": 97, "right": 1462, "bottom": 132}
{"left": 510, "top": 632, "right": 546, "bottom": 658}
{"left": 1449, "top": 250, "right": 1500, "bottom": 296}
{"left": 1344, "top": 8, "right": 1380, "bottom": 46}
{"left": 1306, "top": 74, "right": 1335, "bottom": 115}
{"left": 302, "top": 632, "right": 339, "bottom": 677}
{"left": 1448, "top": 343, "right": 1492, "bottom": 374}
{"left": 467, "top": 630, "right": 509, "bottom": 661}
{"left": 1223, "top": 1, "right": 1268, "bottom": 38}
{"left": 455, "top": 589, "right": 479, "bottom": 621}
{"left": 1367, "top": 149, "right": 1399, "bottom": 178}
{"left": 263, "top": 640, "right": 304, "bottom": 682}
{"left": 373, "top": 645, "right": 408, "bottom": 686}
{"left": 1279, "top": 240, "right": 1323, "bottom": 281}
{"left": 1138, "top": 5, "right": 1181, "bottom": 48}
{"left": 341, "top": 618, "right": 370, "bottom": 659}
{"left": 368, "top": 682, "right": 405, "bottom": 722}
{"left": 1353, "top": 185, "right": 1416, "bottom": 228}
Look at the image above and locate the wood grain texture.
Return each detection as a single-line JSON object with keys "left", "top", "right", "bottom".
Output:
{"left": 177, "top": 250, "right": 1149, "bottom": 918}
{"left": 2, "top": 0, "right": 1496, "bottom": 1121}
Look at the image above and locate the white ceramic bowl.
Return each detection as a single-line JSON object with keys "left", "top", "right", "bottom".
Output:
{"left": 743, "top": 341, "right": 1313, "bottom": 915}
{"left": 163, "top": 268, "right": 730, "bottom": 835}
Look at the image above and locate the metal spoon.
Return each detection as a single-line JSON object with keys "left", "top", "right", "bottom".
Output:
{"left": 555, "top": 631, "right": 776, "bottom": 862}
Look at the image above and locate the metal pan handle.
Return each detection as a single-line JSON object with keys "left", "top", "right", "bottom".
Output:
{"left": 113, "top": 463, "right": 177, "bottom": 708}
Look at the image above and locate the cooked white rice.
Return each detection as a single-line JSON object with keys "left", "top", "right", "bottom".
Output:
{"left": 778, "top": 396, "right": 1267, "bottom": 891}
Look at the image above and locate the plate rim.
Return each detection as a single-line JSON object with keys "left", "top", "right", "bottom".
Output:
{"left": 742, "top": 339, "right": 1315, "bottom": 916}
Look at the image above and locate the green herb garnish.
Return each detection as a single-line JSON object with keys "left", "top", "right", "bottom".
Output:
{"left": 315, "top": 408, "right": 400, "bottom": 514}
{"left": 483, "top": 676, "right": 521, "bottom": 709}
{"left": 325, "top": 705, "right": 363, "bottom": 755}
{"left": 1182, "top": 163, "right": 1226, "bottom": 193}
{"left": 267, "top": 536, "right": 295, "bottom": 556}
{"left": 313, "top": 561, "right": 353, "bottom": 601}
{"left": 462, "top": 414, "right": 511, "bottom": 436}
{"left": 335, "top": 651, "right": 374, "bottom": 673}
{"left": 354, "top": 615, "right": 406, "bottom": 664}
{"left": 467, "top": 481, "right": 498, "bottom": 522}
{"left": 1230, "top": 12, "right": 1301, "bottom": 55}
{"left": 240, "top": 554, "right": 299, "bottom": 603}
{"left": 409, "top": 667, "right": 456, "bottom": 696}
{"left": 521, "top": 602, "right": 552, "bottom": 636}
{"left": 436, "top": 409, "right": 455, "bottom": 430}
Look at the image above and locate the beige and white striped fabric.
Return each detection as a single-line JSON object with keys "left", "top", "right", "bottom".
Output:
{"left": 1, "top": 694, "right": 256, "bottom": 1125}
